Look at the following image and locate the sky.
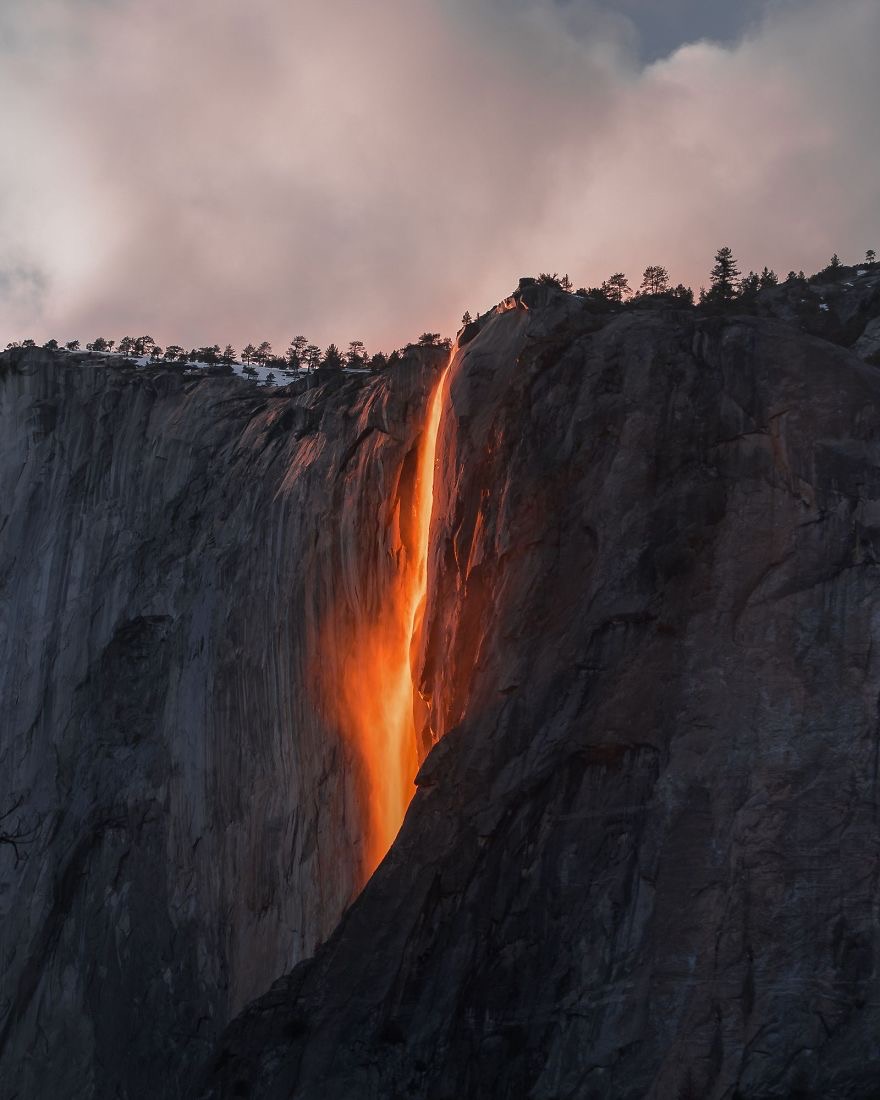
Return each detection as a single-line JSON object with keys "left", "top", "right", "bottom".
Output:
{"left": 0, "top": 0, "right": 878, "bottom": 355}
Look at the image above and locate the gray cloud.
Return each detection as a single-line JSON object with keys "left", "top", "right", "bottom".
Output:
{"left": 0, "top": 0, "right": 877, "bottom": 355}
{"left": 0, "top": 265, "right": 49, "bottom": 328}
{"left": 479, "top": 1, "right": 811, "bottom": 63}
{"left": 601, "top": 0, "right": 772, "bottom": 60}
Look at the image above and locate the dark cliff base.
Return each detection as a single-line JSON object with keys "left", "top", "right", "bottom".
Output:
{"left": 4, "top": 273, "right": 880, "bottom": 1099}
{"left": 201, "top": 283, "right": 880, "bottom": 1100}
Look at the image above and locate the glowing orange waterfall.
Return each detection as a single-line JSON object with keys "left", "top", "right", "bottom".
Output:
{"left": 329, "top": 363, "right": 450, "bottom": 879}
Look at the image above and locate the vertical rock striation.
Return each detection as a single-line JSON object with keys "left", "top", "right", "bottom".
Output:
{"left": 203, "top": 286, "right": 880, "bottom": 1099}
{"left": 0, "top": 346, "right": 445, "bottom": 1098}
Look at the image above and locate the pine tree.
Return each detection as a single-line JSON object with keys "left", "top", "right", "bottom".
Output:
{"left": 198, "top": 344, "right": 220, "bottom": 365}
{"left": 305, "top": 344, "right": 322, "bottom": 371}
{"left": 866, "top": 249, "right": 876, "bottom": 266}
{"left": 825, "top": 254, "right": 844, "bottom": 280}
{"left": 346, "top": 340, "right": 367, "bottom": 368}
{"left": 640, "top": 265, "right": 669, "bottom": 296}
{"left": 134, "top": 335, "right": 155, "bottom": 357}
{"left": 323, "top": 343, "right": 344, "bottom": 369}
{"left": 708, "top": 246, "right": 740, "bottom": 304}
{"left": 605, "top": 273, "right": 631, "bottom": 303}
{"left": 461, "top": 311, "right": 472, "bottom": 326}
{"left": 759, "top": 266, "right": 778, "bottom": 290}
{"left": 740, "top": 271, "right": 760, "bottom": 304}
{"left": 670, "top": 284, "right": 694, "bottom": 306}
{"left": 222, "top": 344, "right": 236, "bottom": 364}
{"left": 560, "top": 274, "right": 573, "bottom": 292}
{"left": 242, "top": 343, "right": 256, "bottom": 365}
{"left": 286, "top": 335, "right": 308, "bottom": 368}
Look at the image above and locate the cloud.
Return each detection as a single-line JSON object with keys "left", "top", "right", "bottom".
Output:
{"left": 0, "top": 0, "right": 877, "bottom": 353}
{"left": 0, "top": 265, "right": 49, "bottom": 327}
{"left": 603, "top": 0, "right": 770, "bottom": 61}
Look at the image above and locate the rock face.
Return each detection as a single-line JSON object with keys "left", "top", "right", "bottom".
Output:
{"left": 202, "top": 288, "right": 880, "bottom": 1099}
{"left": 755, "top": 265, "right": 880, "bottom": 360}
{"left": 5, "top": 272, "right": 880, "bottom": 1100}
{"left": 0, "top": 346, "right": 445, "bottom": 1098}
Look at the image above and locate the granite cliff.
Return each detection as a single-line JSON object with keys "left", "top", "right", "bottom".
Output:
{"left": 0, "top": 345, "right": 445, "bottom": 1097}
{"left": 3, "top": 272, "right": 880, "bottom": 1099}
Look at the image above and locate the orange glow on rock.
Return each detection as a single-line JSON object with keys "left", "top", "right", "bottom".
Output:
{"left": 327, "top": 363, "right": 450, "bottom": 880}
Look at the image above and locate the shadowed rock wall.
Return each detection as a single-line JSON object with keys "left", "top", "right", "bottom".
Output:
{"left": 0, "top": 347, "right": 444, "bottom": 1098}
{"left": 202, "top": 290, "right": 880, "bottom": 1099}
